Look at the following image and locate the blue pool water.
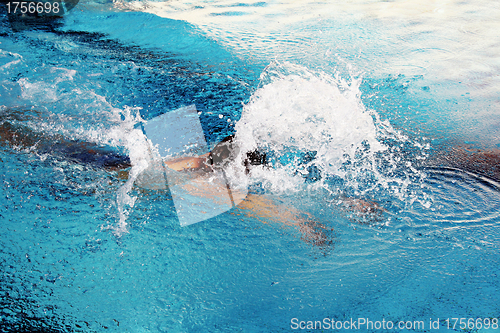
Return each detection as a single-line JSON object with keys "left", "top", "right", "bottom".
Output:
{"left": 1, "top": 1, "right": 499, "bottom": 332}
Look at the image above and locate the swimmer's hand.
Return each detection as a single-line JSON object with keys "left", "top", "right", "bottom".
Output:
{"left": 338, "top": 197, "right": 386, "bottom": 224}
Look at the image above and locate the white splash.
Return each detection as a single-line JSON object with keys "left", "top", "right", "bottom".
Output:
{"left": 232, "top": 61, "right": 428, "bottom": 201}
{"left": 110, "top": 108, "right": 152, "bottom": 236}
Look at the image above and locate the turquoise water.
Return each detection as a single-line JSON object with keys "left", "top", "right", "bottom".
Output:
{"left": 1, "top": 1, "right": 500, "bottom": 332}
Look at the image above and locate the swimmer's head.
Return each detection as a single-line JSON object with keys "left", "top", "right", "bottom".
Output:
{"left": 208, "top": 135, "right": 267, "bottom": 174}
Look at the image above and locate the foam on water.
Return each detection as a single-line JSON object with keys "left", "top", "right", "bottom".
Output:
{"left": 0, "top": 46, "right": 154, "bottom": 234}
{"left": 1, "top": 53, "right": 128, "bottom": 146}
{"left": 231, "top": 61, "right": 430, "bottom": 207}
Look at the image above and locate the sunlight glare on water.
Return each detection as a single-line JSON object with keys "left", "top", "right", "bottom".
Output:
{"left": 132, "top": 0, "right": 500, "bottom": 95}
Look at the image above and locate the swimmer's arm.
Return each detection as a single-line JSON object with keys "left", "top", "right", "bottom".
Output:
{"left": 162, "top": 153, "right": 211, "bottom": 172}
{"left": 235, "top": 194, "right": 335, "bottom": 247}
{"left": 161, "top": 134, "right": 241, "bottom": 172}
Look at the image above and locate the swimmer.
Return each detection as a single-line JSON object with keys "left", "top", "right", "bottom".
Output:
{"left": 0, "top": 114, "right": 336, "bottom": 247}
